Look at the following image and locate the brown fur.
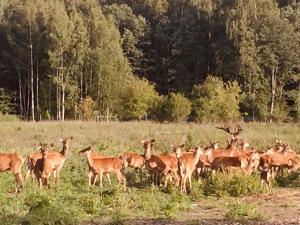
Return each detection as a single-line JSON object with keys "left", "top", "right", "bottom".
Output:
{"left": 0, "top": 152, "right": 24, "bottom": 192}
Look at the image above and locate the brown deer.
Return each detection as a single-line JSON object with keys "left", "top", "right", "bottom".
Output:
{"left": 0, "top": 152, "right": 24, "bottom": 193}
{"left": 118, "top": 152, "right": 145, "bottom": 182}
{"left": 142, "top": 139, "right": 179, "bottom": 186}
{"left": 38, "top": 137, "right": 73, "bottom": 186}
{"left": 78, "top": 146, "right": 126, "bottom": 190}
{"left": 25, "top": 143, "right": 54, "bottom": 181}
{"left": 172, "top": 144, "right": 204, "bottom": 193}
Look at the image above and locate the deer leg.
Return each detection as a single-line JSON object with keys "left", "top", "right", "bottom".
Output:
{"left": 116, "top": 171, "right": 127, "bottom": 190}
{"left": 99, "top": 171, "right": 103, "bottom": 189}
{"left": 106, "top": 174, "right": 111, "bottom": 185}
{"left": 88, "top": 171, "right": 93, "bottom": 186}
{"left": 25, "top": 170, "right": 31, "bottom": 182}
{"left": 188, "top": 174, "right": 192, "bottom": 191}
{"left": 139, "top": 168, "right": 143, "bottom": 183}
{"left": 93, "top": 174, "right": 98, "bottom": 186}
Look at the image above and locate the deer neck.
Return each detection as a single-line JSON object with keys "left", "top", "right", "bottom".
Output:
{"left": 85, "top": 150, "right": 94, "bottom": 167}
{"left": 206, "top": 149, "right": 214, "bottom": 163}
{"left": 60, "top": 143, "right": 69, "bottom": 157}
{"left": 192, "top": 150, "right": 202, "bottom": 166}
{"left": 144, "top": 147, "right": 152, "bottom": 161}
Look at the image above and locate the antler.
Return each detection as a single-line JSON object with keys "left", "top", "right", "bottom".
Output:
{"left": 216, "top": 123, "right": 232, "bottom": 135}
{"left": 216, "top": 124, "right": 243, "bottom": 139}
{"left": 232, "top": 124, "right": 243, "bottom": 137}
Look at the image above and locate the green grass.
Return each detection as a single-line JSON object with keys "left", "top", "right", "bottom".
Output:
{"left": 0, "top": 121, "right": 299, "bottom": 224}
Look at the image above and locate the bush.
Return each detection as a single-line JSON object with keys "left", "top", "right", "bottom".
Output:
{"left": 119, "top": 77, "right": 159, "bottom": 120}
{"left": 191, "top": 75, "right": 242, "bottom": 123}
{"left": 0, "top": 88, "right": 15, "bottom": 114}
{"left": 203, "top": 173, "right": 265, "bottom": 197}
{"left": 225, "top": 201, "right": 265, "bottom": 222}
{"left": 160, "top": 93, "right": 191, "bottom": 122}
{"left": 77, "top": 96, "right": 95, "bottom": 121}
{"left": 0, "top": 113, "right": 20, "bottom": 121}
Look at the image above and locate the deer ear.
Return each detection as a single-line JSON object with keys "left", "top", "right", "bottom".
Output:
{"left": 141, "top": 140, "right": 145, "bottom": 144}
{"left": 59, "top": 138, "right": 63, "bottom": 143}
{"left": 69, "top": 136, "right": 73, "bottom": 140}
{"left": 150, "top": 139, "right": 155, "bottom": 143}
{"left": 180, "top": 144, "right": 185, "bottom": 148}
{"left": 170, "top": 143, "right": 176, "bottom": 148}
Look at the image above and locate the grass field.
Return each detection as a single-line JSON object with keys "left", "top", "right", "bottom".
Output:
{"left": 0, "top": 121, "right": 300, "bottom": 225}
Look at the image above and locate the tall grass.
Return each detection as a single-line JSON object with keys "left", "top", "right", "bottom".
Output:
{"left": 0, "top": 121, "right": 298, "bottom": 224}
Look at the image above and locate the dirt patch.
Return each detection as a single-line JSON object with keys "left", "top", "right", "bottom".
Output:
{"left": 83, "top": 188, "right": 300, "bottom": 225}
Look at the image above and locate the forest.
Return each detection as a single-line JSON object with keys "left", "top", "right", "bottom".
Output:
{"left": 0, "top": 0, "right": 299, "bottom": 122}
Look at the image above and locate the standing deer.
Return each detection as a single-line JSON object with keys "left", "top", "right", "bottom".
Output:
{"left": 118, "top": 152, "right": 145, "bottom": 182}
{"left": 0, "top": 152, "right": 24, "bottom": 193}
{"left": 142, "top": 139, "right": 179, "bottom": 186}
{"left": 39, "top": 137, "right": 73, "bottom": 186}
{"left": 172, "top": 144, "right": 204, "bottom": 193}
{"left": 78, "top": 146, "right": 126, "bottom": 190}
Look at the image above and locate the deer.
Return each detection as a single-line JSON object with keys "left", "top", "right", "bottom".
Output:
{"left": 0, "top": 151, "right": 24, "bottom": 193}
{"left": 78, "top": 146, "right": 126, "bottom": 190}
{"left": 142, "top": 139, "right": 179, "bottom": 186}
{"left": 25, "top": 143, "right": 54, "bottom": 181}
{"left": 172, "top": 144, "right": 204, "bottom": 193}
{"left": 87, "top": 149, "right": 112, "bottom": 186}
{"left": 118, "top": 151, "right": 145, "bottom": 182}
{"left": 38, "top": 137, "right": 73, "bottom": 186}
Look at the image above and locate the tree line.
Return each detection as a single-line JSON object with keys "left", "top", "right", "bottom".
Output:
{"left": 0, "top": 0, "right": 299, "bottom": 122}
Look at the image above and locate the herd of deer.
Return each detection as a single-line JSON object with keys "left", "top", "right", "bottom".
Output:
{"left": 0, "top": 124, "right": 300, "bottom": 194}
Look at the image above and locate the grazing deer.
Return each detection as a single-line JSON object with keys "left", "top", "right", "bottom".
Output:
{"left": 118, "top": 152, "right": 145, "bottom": 182}
{"left": 38, "top": 137, "right": 73, "bottom": 186}
{"left": 78, "top": 146, "right": 126, "bottom": 190}
{"left": 0, "top": 152, "right": 24, "bottom": 193}
{"left": 142, "top": 139, "right": 179, "bottom": 186}
{"left": 172, "top": 144, "right": 204, "bottom": 193}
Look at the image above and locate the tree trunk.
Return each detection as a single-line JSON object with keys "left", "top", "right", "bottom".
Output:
{"left": 36, "top": 55, "right": 40, "bottom": 121}
{"left": 270, "top": 66, "right": 277, "bottom": 123}
{"left": 18, "top": 70, "right": 23, "bottom": 118}
{"left": 80, "top": 70, "right": 83, "bottom": 102}
{"left": 29, "top": 20, "right": 35, "bottom": 121}
{"left": 60, "top": 44, "right": 65, "bottom": 122}
{"left": 56, "top": 69, "right": 61, "bottom": 121}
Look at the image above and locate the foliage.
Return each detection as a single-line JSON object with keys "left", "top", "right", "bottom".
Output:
{"left": 203, "top": 173, "right": 265, "bottom": 198}
{"left": 119, "top": 77, "right": 159, "bottom": 120}
{"left": 225, "top": 201, "right": 265, "bottom": 222}
{"left": 77, "top": 96, "right": 95, "bottom": 121}
{"left": 191, "top": 76, "right": 242, "bottom": 123}
{"left": 160, "top": 92, "right": 191, "bottom": 122}
{"left": 0, "top": 0, "right": 300, "bottom": 122}
{"left": 0, "top": 88, "right": 14, "bottom": 114}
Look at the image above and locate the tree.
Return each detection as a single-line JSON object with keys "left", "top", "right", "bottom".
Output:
{"left": 161, "top": 92, "right": 191, "bottom": 122}
{"left": 191, "top": 75, "right": 241, "bottom": 122}
{"left": 119, "top": 77, "right": 158, "bottom": 120}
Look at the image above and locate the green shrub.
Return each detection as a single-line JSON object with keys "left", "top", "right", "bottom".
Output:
{"left": 0, "top": 88, "right": 15, "bottom": 114}
{"left": 77, "top": 96, "right": 95, "bottom": 121}
{"left": 0, "top": 113, "right": 20, "bottom": 121}
{"left": 203, "top": 174, "right": 265, "bottom": 197}
{"left": 160, "top": 92, "right": 191, "bottom": 122}
{"left": 225, "top": 201, "right": 265, "bottom": 222}
{"left": 22, "top": 191, "right": 84, "bottom": 225}
{"left": 119, "top": 77, "right": 159, "bottom": 120}
{"left": 191, "top": 75, "right": 242, "bottom": 123}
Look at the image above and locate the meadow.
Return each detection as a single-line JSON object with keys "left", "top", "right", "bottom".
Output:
{"left": 0, "top": 121, "right": 300, "bottom": 225}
